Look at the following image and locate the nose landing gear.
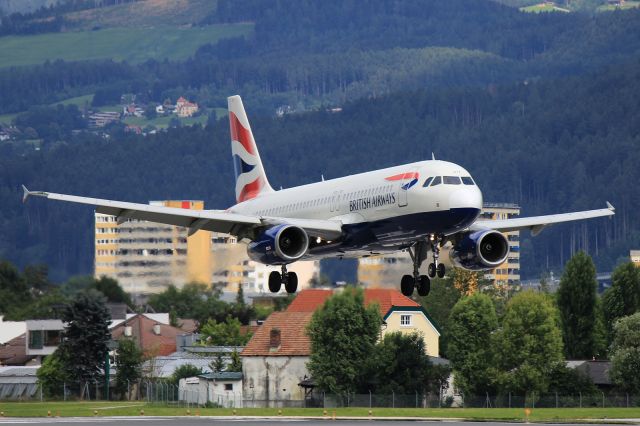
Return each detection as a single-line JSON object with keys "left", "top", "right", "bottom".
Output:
{"left": 427, "top": 239, "right": 446, "bottom": 279}
{"left": 268, "top": 264, "right": 298, "bottom": 294}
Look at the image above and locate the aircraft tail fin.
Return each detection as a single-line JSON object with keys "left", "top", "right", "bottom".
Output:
{"left": 228, "top": 95, "right": 274, "bottom": 204}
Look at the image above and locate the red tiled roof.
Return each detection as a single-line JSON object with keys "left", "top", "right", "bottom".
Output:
{"left": 364, "top": 289, "right": 420, "bottom": 316}
{"left": 241, "top": 311, "right": 313, "bottom": 357}
{"left": 111, "top": 314, "right": 184, "bottom": 356}
{"left": 286, "top": 288, "right": 419, "bottom": 317}
{"left": 0, "top": 334, "right": 34, "bottom": 366}
{"left": 286, "top": 289, "right": 332, "bottom": 312}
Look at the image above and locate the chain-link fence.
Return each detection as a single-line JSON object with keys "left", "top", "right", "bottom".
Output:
{"left": 3, "top": 381, "right": 640, "bottom": 409}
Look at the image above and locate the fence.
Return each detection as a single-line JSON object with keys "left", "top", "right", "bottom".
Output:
{"left": 2, "top": 382, "right": 640, "bottom": 409}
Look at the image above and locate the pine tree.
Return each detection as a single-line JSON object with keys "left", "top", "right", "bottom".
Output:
{"left": 557, "top": 251, "right": 600, "bottom": 359}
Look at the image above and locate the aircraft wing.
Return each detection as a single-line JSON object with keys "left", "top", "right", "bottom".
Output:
{"left": 22, "top": 186, "right": 344, "bottom": 240}
{"left": 472, "top": 202, "right": 615, "bottom": 236}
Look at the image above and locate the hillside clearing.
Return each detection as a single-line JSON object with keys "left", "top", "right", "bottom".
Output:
{"left": 0, "top": 23, "right": 253, "bottom": 69}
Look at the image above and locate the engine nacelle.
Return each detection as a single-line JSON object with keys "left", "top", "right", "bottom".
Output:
{"left": 247, "top": 224, "right": 309, "bottom": 265}
{"left": 449, "top": 229, "right": 510, "bottom": 271}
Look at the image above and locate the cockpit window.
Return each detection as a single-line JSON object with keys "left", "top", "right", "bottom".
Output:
{"left": 444, "top": 176, "right": 461, "bottom": 185}
{"left": 430, "top": 176, "right": 442, "bottom": 186}
{"left": 462, "top": 176, "right": 475, "bottom": 185}
{"left": 422, "top": 177, "right": 434, "bottom": 187}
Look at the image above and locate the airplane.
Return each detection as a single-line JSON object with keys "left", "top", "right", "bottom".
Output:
{"left": 22, "top": 95, "right": 615, "bottom": 297}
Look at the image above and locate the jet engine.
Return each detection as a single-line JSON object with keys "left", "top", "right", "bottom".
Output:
{"left": 247, "top": 224, "right": 309, "bottom": 265}
{"left": 449, "top": 229, "right": 510, "bottom": 271}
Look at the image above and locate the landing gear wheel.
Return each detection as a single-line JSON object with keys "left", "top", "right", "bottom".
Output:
{"left": 285, "top": 272, "right": 298, "bottom": 293}
{"left": 417, "top": 275, "right": 431, "bottom": 297}
{"left": 436, "top": 263, "right": 446, "bottom": 278}
{"left": 268, "top": 271, "right": 282, "bottom": 293}
{"left": 401, "top": 275, "right": 415, "bottom": 297}
{"left": 427, "top": 263, "right": 436, "bottom": 278}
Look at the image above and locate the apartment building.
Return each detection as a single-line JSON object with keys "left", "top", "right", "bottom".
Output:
{"left": 358, "top": 202, "right": 521, "bottom": 287}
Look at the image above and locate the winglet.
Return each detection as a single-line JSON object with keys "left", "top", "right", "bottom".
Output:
{"left": 21, "top": 185, "right": 30, "bottom": 203}
{"left": 606, "top": 201, "right": 615, "bottom": 212}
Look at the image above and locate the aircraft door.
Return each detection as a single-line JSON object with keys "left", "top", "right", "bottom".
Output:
{"left": 398, "top": 167, "right": 419, "bottom": 208}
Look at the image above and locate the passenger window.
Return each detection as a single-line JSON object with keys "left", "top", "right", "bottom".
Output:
{"left": 444, "top": 176, "right": 461, "bottom": 185}
{"left": 462, "top": 177, "right": 475, "bottom": 185}
{"left": 431, "top": 176, "right": 442, "bottom": 186}
{"left": 422, "top": 177, "right": 434, "bottom": 187}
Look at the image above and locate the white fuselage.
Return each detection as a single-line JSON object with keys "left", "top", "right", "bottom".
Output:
{"left": 230, "top": 160, "right": 483, "bottom": 257}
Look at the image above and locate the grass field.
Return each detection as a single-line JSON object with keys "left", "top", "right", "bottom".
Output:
{"left": 1, "top": 402, "right": 640, "bottom": 420}
{"left": 123, "top": 114, "right": 208, "bottom": 129}
{"left": 598, "top": 0, "right": 640, "bottom": 11}
{"left": 520, "top": 3, "right": 570, "bottom": 13}
{"left": 0, "top": 23, "right": 253, "bottom": 69}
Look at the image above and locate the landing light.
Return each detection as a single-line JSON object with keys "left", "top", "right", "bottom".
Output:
{"left": 316, "top": 237, "right": 322, "bottom": 244}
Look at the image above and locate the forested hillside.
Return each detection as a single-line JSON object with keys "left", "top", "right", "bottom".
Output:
{"left": 2, "top": 61, "right": 639, "bottom": 280}
{"left": 1, "top": 0, "right": 639, "bottom": 282}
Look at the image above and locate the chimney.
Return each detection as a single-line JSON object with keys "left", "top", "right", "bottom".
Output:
{"left": 153, "top": 323, "right": 161, "bottom": 335}
{"left": 269, "top": 328, "right": 281, "bottom": 350}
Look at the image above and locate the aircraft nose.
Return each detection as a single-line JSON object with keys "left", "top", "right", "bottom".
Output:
{"left": 449, "top": 185, "right": 483, "bottom": 211}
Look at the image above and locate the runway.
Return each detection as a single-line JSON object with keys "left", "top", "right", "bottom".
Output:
{"left": 0, "top": 418, "right": 638, "bottom": 426}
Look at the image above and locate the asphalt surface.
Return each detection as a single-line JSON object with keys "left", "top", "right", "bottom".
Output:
{"left": 0, "top": 419, "right": 639, "bottom": 426}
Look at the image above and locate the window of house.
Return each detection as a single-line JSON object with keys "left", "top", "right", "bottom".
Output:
{"left": 224, "top": 383, "right": 233, "bottom": 391}
{"left": 400, "top": 314, "right": 412, "bottom": 326}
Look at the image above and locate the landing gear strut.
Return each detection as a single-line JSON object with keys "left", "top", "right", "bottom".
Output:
{"left": 268, "top": 265, "right": 298, "bottom": 294}
{"left": 427, "top": 238, "right": 446, "bottom": 279}
{"left": 401, "top": 241, "right": 431, "bottom": 297}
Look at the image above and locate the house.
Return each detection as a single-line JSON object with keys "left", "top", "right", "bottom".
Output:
{"left": 287, "top": 288, "right": 441, "bottom": 356}
{"left": 25, "top": 320, "right": 64, "bottom": 363}
{"left": 241, "top": 311, "right": 314, "bottom": 408}
{"left": 566, "top": 360, "right": 613, "bottom": 390}
{"left": 179, "top": 372, "right": 243, "bottom": 407}
{"left": 111, "top": 313, "right": 189, "bottom": 357}
{"left": 175, "top": 97, "right": 199, "bottom": 118}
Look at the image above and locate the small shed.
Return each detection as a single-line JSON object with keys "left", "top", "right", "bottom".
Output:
{"left": 179, "top": 371, "right": 243, "bottom": 407}
{"left": 0, "top": 366, "right": 39, "bottom": 399}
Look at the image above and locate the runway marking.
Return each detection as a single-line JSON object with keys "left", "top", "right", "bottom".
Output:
{"left": 89, "top": 405, "right": 145, "bottom": 410}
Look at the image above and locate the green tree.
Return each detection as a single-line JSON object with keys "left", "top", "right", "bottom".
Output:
{"left": 0, "top": 260, "right": 31, "bottom": 316}
{"left": 307, "top": 287, "right": 381, "bottom": 395}
{"left": 93, "top": 276, "right": 132, "bottom": 306}
{"left": 417, "top": 276, "right": 462, "bottom": 358}
{"left": 170, "top": 364, "right": 203, "bottom": 386}
{"left": 557, "top": 251, "right": 600, "bottom": 359}
{"left": 210, "top": 354, "right": 225, "bottom": 373}
{"left": 603, "top": 262, "right": 640, "bottom": 337}
{"left": 447, "top": 293, "right": 498, "bottom": 396}
{"left": 36, "top": 350, "right": 71, "bottom": 398}
{"left": 227, "top": 350, "right": 242, "bottom": 372}
{"left": 609, "top": 312, "right": 640, "bottom": 394}
{"left": 366, "top": 332, "right": 432, "bottom": 394}
{"left": 59, "top": 290, "right": 112, "bottom": 398}
{"left": 494, "top": 291, "right": 564, "bottom": 395}
{"left": 115, "top": 339, "right": 143, "bottom": 400}
{"left": 200, "top": 316, "right": 251, "bottom": 346}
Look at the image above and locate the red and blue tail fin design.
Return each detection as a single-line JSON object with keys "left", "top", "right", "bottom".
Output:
{"left": 228, "top": 95, "right": 274, "bottom": 204}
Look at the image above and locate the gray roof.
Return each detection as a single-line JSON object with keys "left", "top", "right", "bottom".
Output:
{"left": 183, "top": 346, "right": 244, "bottom": 354}
{"left": 428, "top": 356, "right": 451, "bottom": 367}
{"left": 199, "top": 372, "right": 243, "bottom": 381}
{"left": 566, "top": 360, "right": 612, "bottom": 386}
{"left": 0, "top": 367, "right": 39, "bottom": 377}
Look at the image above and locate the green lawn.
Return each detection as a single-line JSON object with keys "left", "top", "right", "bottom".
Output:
{"left": 0, "top": 112, "right": 18, "bottom": 125}
{"left": 1, "top": 402, "right": 640, "bottom": 420}
{"left": 0, "top": 23, "right": 253, "bottom": 69}
{"left": 52, "top": 94, "right": 95, "bottom": 108}
{"left": 123, "top": 114, "right": 208, "bottom": 129}
{"left": 598, "top": 0, "right": 640, "bottom": 11}
{"left": 520, "top": 3, "right": 570, "bottom": 13}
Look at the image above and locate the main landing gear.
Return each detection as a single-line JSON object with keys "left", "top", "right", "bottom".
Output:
{"left": 268, "top": 264, "right": 298, "bottom": 294}
{"left": 400, "top": 236, "right": 446, "bottom": 298}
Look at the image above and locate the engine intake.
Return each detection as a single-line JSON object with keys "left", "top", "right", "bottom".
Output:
{"left": 247, "top": 224, "right": 309, "bottom": 265}
{"left": 449, "top": 229, "right": 510, "bottom": 271}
